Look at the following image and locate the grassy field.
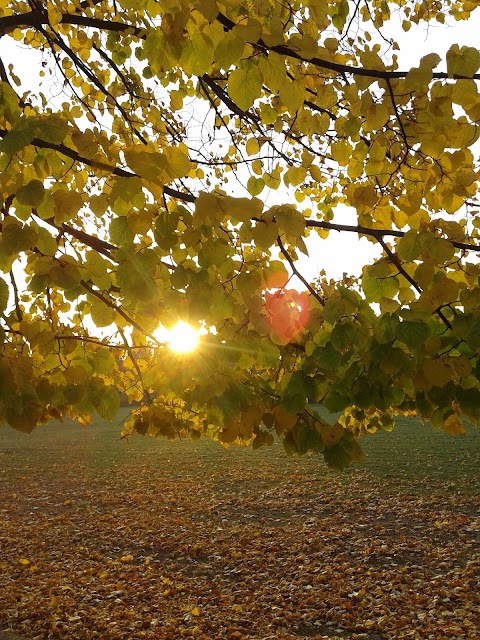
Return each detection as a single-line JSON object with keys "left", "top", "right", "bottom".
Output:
{"left": 1, "top": 408, "right": 479, "bottom": 489}
{"left": 0, "top": 410, "right": 479, "bottom": 639}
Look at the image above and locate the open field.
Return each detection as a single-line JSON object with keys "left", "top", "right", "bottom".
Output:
{"left": 0, "top": 410, "right": 479, "bottom": 639}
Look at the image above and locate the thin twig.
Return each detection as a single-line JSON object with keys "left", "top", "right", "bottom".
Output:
{"left": 277, "top": 236, "right": 325, "bottom": 307}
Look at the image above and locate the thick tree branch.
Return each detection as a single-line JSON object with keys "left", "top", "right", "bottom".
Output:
{"left": 306, "top": 219, "right": 480, "bottom": 253}
{"left": 201, "top": 74, "right": 260, "bottom": 124}
{"left": 0, "top": 9, "right": 145, "bottom": 37}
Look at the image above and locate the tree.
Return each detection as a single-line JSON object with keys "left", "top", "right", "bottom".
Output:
{"left": 0, "top": 0, "right": 479, "bottom": 469}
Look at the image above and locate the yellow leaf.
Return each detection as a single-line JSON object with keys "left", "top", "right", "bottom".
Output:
{"left": 446, "top": 44, "right": 480, "bottom": 78}
{"left": 279, "top": 77, "right": 305, "bottom": 112}
{"left": 246, "top": 137, "right": 260, "bottom": 156}
{"left": 331, "top": 140, "right": 352, "bottom": 164}
{"left": 50, "top": 596, "right": 62, "bottom": 608}
{"left": 423, "top": 359, "right": 453, "bottom": 387}
{"left": 264, "top": 260, "right": 289, "bottom": 289}
{"left": 191, "top": 606, "right": 201, "bottom": 616}
{"left": 263, "top": 169, "right": 281, "bottom": 189}
{"left": 124, "top": 147, "right": 167, "bottom": 183}
{"left": 443, "top": 413, "right": 466, "bottom": 436}
{"left": 120, "top": 554, "right": 134, "bottom": 562}
{"left": 309, "top": 165, "right": 322, "bottom": 182}
{"left": 19, "top": 558, "right": 30, "bottom": 565}
{"left": 404, "top": 66, "right": 433, "bottom": 92}
{"left": 233, "top": 17, "right": 262, "bottom": 43}
{"left": 320, "top": 422, "right": 345, "bottom": 447}
{"left": 47, "top": 4, "right": 62, "bottom": 26}
{"left": 272, "top": 406, "right": 297, "bottom": 433}
{"left": 53, "top": 189, "right": 83, "bottom": 223}
{"left": 364, "top": 102, "right": 390, "bottom": 132}
{"left": 273, "top": 205, "right": 306, "bottom": 238}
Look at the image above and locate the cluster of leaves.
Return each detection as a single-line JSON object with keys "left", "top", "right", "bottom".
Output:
{"left": 0, "top": 418, "right": 479, "bottom": 639}
{"left": 0, "top": 0, "right": 480, "bottom": 466}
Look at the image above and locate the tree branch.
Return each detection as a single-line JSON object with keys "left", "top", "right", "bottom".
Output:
{"left": 277, "top": 236, "right": 325, "bottom": 307}
{"left": 2, "top": 8, "right": 479, "bottom": 83}
{"left": 215, "top": 12, "right": 480, "bottom": 82}
{"left": 378, "top": 237, "right": 453, "bottom": 331}
{"left": 80, "top": 279, "right": 159, "bottom": 341}
{"left": 306, "top": 219, "right": 480, "bottom": 253}
{"left": 0, "top": 128, "right": 196, "bottom": 204}
{"left": 9, "top": 269, "right": 23, "bottom": 322}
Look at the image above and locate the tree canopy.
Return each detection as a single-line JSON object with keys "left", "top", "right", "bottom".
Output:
{"left": 0, "top": 0, "right": 480, "bottom": 469}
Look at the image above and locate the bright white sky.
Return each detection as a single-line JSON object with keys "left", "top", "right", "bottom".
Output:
{"left": 0, "top": 7, "right": 479, "bottom": 286}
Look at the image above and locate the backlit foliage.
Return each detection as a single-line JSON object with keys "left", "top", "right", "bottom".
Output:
{"left": 0, "top": 0, "right": 479, "bottom": 468}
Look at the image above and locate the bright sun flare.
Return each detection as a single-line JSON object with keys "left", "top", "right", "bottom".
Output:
{"left": 164, "top": 321, "right": 200, "bottom": 353}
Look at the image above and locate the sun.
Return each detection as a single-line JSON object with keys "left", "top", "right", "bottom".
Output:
{"left": 162, "top": 321, "right": 200, "bottom": 353}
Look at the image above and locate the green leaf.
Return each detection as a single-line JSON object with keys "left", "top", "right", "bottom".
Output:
{"left": 423, "top": 235, "right": 455, "bottom": 264}
{"left": 215, "top": 31, "right": 245, "bottom": 70}
{"left": 311, "top": 343, "right": 342, "bottom": 372}
{"left": 362, "top": 268, "right": 399, "bottom": 303}
{"left": 323, "top": 387, "right": 351, "bottom": 413}
{"left": 396, "top": 321, "right": 429, "bottom": 350}
{"left": 247, "top": 176, "right": 265, "bottom": 196}
{"left": 0, "top": 277, "right": 9, "bottom": 313}
{"left": 281, "top": 373, "right": 308, "bottom": 412}
{"left": 252, "top": 221, "right": 278, "bottom": 250}
{"left": 96, "top": 386, "right": 120, "bottom": 421}
{"left": 90, "top": 301, "right": 116, "bottom": 328}
{"left": 0, "top": 118, "right": 36, "bottom": 155}
{"left": 90, "top": 348, "right": 116, "bottom": 375}
{"left": 396, "top": 230, "right": 423, "bottom": 262}
{"left": 323, "top": 432, "right": 365, "bottom": 471}
{"left": 180, "top": 32, "right": 214, "bottom": 76}
{"left": 16, "top": 180, "right": 45, "bottom": 207}
{"left": 0, "top": 82, "right": 22, "bottom": 123}
{"left": 49, "top": 263, "right": 82, "bottom": 290}
{"left": 38, "top": 115, "right": 68, "bottom": 144}
{"left": 116, "top": 249, "right": 158, "bottom": 303}
{"left": 228, "top": 60, "right": 263, "bottom": 111}
{"left": 284, "top": 422, "right": 324, "bottom": 455}
{"left": 109, "top": 216, "right": 135, "bottom": 245}
{"left": 274, "top": 205, "right": 306, "bottom": 238}
{"left": 110, "top": 176, "right": 144, "bottom": 206}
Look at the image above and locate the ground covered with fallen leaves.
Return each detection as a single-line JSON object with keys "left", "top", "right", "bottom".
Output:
{"left": 0, "top": 413, "right": 479, "bottom": 639}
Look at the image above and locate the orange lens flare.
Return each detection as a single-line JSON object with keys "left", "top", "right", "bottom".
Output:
{"left": 265, "top": 290, "right": 310, "bottom": 342}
